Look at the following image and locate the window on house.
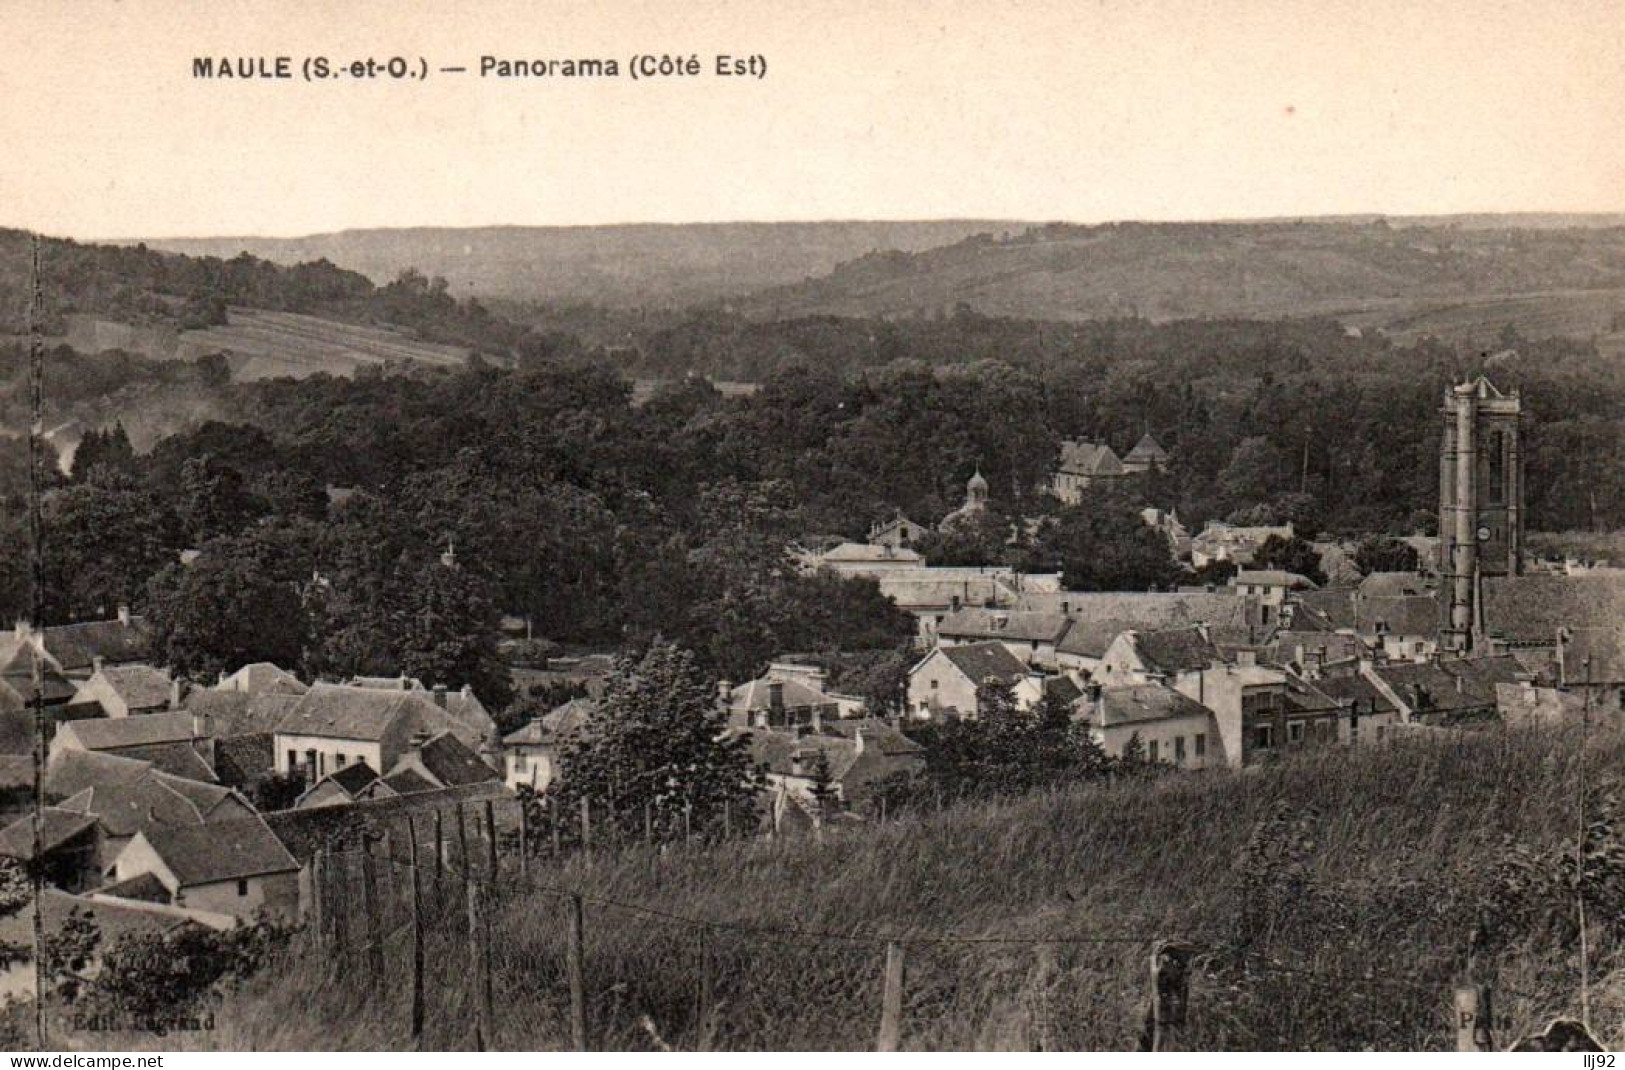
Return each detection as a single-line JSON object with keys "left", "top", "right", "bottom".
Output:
{"left": 514, "top": 754, "right": 527, "bottom": 772}
{"left": 1174, "top": 736, "right": 1186, "bottom": 763}
{"left": 286, "top": 749, "right": 297, "bottom": 771}
{"left": 1148, "top": 740, "right": 1159, "bottom": 762}
{"left": 1288, "top": 721, "right": 1305, "bottom": 744}
{"left": 1253, "top": 724, "right": 1274, "bottom": 749}
{"left": 1414, "top": 642, "right": 1425, "bottom": 654}
{"left": 237, "top": 878, "right": 249, "bottom": 896}
{"left": 930, "top": 679, "right": 939, "bottom": 690}
{"left": 335, "top": 754, "right": 346, "bottom": 769}
{"left": 1194, "top": 733, "right": 1206, "bottom": 757}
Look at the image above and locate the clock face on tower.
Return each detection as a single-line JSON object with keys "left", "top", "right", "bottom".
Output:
{"left": 1477, "top": 526, "right": 1491, "bottom": 542}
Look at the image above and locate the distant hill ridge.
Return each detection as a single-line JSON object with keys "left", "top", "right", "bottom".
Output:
{"left": 130, "top": 221, "right": 1021, "bottom": 307}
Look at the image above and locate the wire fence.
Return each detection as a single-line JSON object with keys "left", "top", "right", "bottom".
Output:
{"left": 284, "top": 795, "right": 1604, "bottom": 1052}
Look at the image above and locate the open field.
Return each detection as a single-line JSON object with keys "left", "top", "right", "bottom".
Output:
{"left": 178, "top": 309, "right": 471, "bottom": 379}
{"left": 157, "top": 726, "right": 1625, "bottom": 1052}
{"left": 65, "top": 308, "right": 472, "bottom": 379}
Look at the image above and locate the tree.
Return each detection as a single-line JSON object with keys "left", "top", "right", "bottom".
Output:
{"left": 69, "top": 422, "right": 136, "bottom": 482}
{"left": 178, "top": 454, "right": 264, "bottom": 544}
{"left": 806, "top": 748, "right": 840, "bottom": 820}
{"left": 42, "top": 469, "right": 183, "bottom": 621}
{"left": 144, "top": 543, "right": 306, "bottom": 680}
{"left": 1253, "top": 534, "right": 1328, "bottom": 586}
{"left": 248, "top": 771, "right": 307, "bottom": 813}
{"left": 1035, "top": 494, "right": 1183, "bottom": 593}
{"left": 552, "top": 639, "right": 763, "bottom": 843}
{"left": 1352, "top": 535, "right": 1420, "bottom": 575}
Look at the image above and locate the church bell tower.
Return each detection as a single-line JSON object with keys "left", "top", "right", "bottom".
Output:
{"left": 1438, "top": 377, "right": 1523, "bottom": 652}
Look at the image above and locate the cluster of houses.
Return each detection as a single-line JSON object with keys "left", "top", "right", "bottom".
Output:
{"left": 894, "top": 564, "right": 1624, "bottom": 771}
{"left": 0, "top": 613, "right": 512, "bottom": 978}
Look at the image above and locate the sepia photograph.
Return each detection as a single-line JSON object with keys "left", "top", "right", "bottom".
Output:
{"left": 0, "top": 0, "right": 1623, "bottom": 1054}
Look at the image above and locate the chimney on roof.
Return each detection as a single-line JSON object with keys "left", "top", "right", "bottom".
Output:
{"left": 461, "top": 684, "right": 473, "bottom": 700}
{"left": 410, "top": 730, "right": 430, "bottom": 750}
{"left": 217, "top": 669, "right": 228, "bottom": 687}
{"left": 191, "top": 710, "right": 212, "bottom": 739}
{"left": 718, "top": 679, "right": 733, "bottom": 706}
{"left": 13, "top": 619, "right": 28, "bottom": 640}
{"left": 433, "top": 684, "right": 447, "bottom": 709}
{"left": 1236, "top": 649, "right": 1257, "bottom": 668}
{"left": 169, "top": 677, "right": 182, "bottom": 710}
{"left": 92, "top": 655, "right": 104, "bottom": 676}
{"left": 1455, "top": 672, "right": 1465, "bottom": 695}
{"left": 117, "top": 604, "right": 130, "bottom": 626}
{"left": 852, "top": 727, "right": 865, "bottom": 755}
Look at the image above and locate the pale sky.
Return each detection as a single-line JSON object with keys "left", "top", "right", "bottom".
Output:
{"left": 2, "top": 0, "right": 1622, "bottom": 238}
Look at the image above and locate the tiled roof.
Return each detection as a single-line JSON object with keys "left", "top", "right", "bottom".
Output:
{"left": 411, "top": 733, "right": 501, "bottom": 788}
{"left": 140, "top": 815, "right": 298, "bottom": 886}
{"left": 97, "top": 871, "right": 171, "bottom": 903}
{"left": 275, "top": 683, "right": 474, "bottom": 745}
{"left": 1233, "top": 570, "right": 1317, "bottom": 589}
{"left": 382, "top": 768, "right": 438, "bottom": 795}
{"left": 182, "top": 690, "right": 303, "bottom": 738}
{"left": 1124, "top": 433, "right": 1169, "bottom": 465}
{"left": 0, "top": 807, "right": 97, "bottom": 860}
{"left": 938, "top": 608, "right": 1072, "bottom": 644}
{"left": 1131, "top": 627, "right": 1220, "bottom": 674}
{"left": 1024, "top": 592, "right": 1259, "bottom": 655}
{"left": 83, "top": 666, "right": 174, "bottom": 710}
{"left": 1561, "top": 627, "right": 1625, "bottom": 684}
{"left": 1371, "top": 657, "right": 1521, "bottom": 715}
{"left": 876, "top": 572, "right": 1019, "bottom": 612}
{"left": 1482, "top": 574, "right": 1625, "bottom": 645}
{"left": 820, "top": 542, "right": 923, "bottom": 565}
{"left": 48, "top": 751, "right": 245, "bottom": 838}
{"left": 1359, "top": 572, "right": 1431, "bottom": 598}
{"left": 1312, "top": 673, "right": 1398, "bottom": 715}
{"left": 932, "top": 642, "right": 1030, "bottom": 687}
{"left": 323, "top": 761, "right": 380, "bottom": 796}
{"left": 102, "top": 742, "right": 216, "bottom": 783}
{"left": 0, "top": 639, "right": 76, "bottom": 710}
{"left": 1086, "top": 685, "right": 1214, "bottom": 728}
{"left": 1357, "top": 594, "right": 1440, "bottom": 637}
{"left": 730, "top": 677, "right": 835, "bottom": 711}
{"left": 1044, "top": 675, "right": 1084, "bottom": 704}
{"left": 216, "top": 663, "right": 307, "bottom": 696}
{"left": 58, "top": 711, "right": 199, "bottom": 751}
{"left": 1259, "top": 630, "right": 1366, "bottom": 668}
{"left": 38, "top": 617, "right": 149, "bottom": 673}
{"left": 1056, "top": 441, "right": 1126, "bottom": 477}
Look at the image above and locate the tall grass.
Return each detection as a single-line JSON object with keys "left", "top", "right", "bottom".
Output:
{"left": 175, "top": 725, "right": 1625, "bottom": 1050}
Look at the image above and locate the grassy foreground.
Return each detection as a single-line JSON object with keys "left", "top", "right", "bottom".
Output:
{"left": 186, "top": 726, "right": 1624, "bottom": 1051}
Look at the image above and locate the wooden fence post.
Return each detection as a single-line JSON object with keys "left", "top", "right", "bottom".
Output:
{"left": 1454, "top": 983, "right": 1494, "bottom": 1052}
{"left": 550, "top": 796, "right": 562, "bottom": 857}
{"left": 468, "top": 880, "right": 493, "bottom": 1050}
{"left": 644, "top": 801, "right": 653, "bottom": 845}
{"left": 406, "top": 817, "right": 425, "bottom": 1046}
{"left": 361, "top": 836, "right": 383, "bottom": 985}
{"left": 580, "top": 796, "right": 592, "bottom": 852}
{"left": 433, "top": 809, "right": 445, "bottom": 903}
{"left": 566, "top": 893, "right": 589, "bottom": 1051}
{"left": 518, "top": 797, "right": 529, "bottom": 880}
{"left": 695, "top": 928, "right": 713, "bottom": 1046}
{"left": 876, "top": 941, "right": 905, "bottom": 1052}
{"left": 484, "top": 799, "right": 498, "bottom": 885}
{"left": 309, "top": 849, "right": 326, "bottom": 947}
{"left": 1146, "top": 940, "right": 1195, "bottom": 1052}
{"left": 456, "top": 805, "right": 471, "bottom": 891}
